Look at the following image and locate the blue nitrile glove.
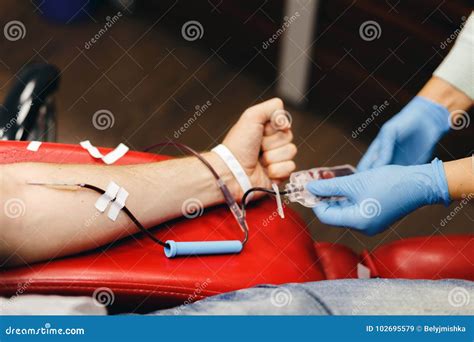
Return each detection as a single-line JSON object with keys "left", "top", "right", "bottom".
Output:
{"left": 358, "top": 96, "right": 451, "bottom": 171}
{"left": 308, "top": 158, "right": 451, "bottom": 235}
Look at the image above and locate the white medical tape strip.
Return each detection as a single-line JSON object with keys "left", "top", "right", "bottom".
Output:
{"left": 357, "top": 263, "right": 371, "bottom": 279}
{"left": 272, "top": 183, "right": 285, "bottom": 219}
{"left": 80, "top": 140, "right": 103, "bottom": 158}
{"left": 26, "top": 141, "right": 42, "bottom": 152}
{"left": 212, "top": 144, "right": 252, "bottom": 195}
{"left": 80, "top": 140, "right": 129, "bottom": 164}
{"left": 102, "top": 143, "right": 129, "bottom": 165}
{"left": 95, "top": 181, "right": 120, "bottom": 212}
{"left": 107, "top": 187, "right": 129, "bottom": 221}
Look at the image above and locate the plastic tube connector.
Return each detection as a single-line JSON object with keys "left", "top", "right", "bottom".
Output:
{"left": 164, "top": 240, "right": 243, "bottom": 258}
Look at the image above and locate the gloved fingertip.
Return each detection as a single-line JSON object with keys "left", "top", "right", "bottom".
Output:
{"left": 356, "top": 159, "right": 371, "bottom": 172}
{"left": 306, "top": 178, "right": 336, "bottom": 197}
{"left": 373, "top": 132, "right": 395, "bottom": 167}
{"left": 312, "top": 201, "right": 329, "bottom": 214}
{"left": 372, "top": 154, "right": 392, "bottom": 168}
{"left": 312, "top": 204, "right": 334, "bottom": 225}
{"left": 357, "top": 138, "right": 382, "bottom": 171}
{"left": 306, "top": 180, "right": 319, "bottom": 194}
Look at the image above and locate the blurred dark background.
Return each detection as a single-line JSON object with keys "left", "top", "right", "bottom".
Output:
{"left": 0, "top": 0, "right": 472, "bottom": 253}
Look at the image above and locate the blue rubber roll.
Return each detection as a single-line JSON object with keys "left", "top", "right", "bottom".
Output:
{"left": 164, "top": 240, "right": 243, "bottom": 258}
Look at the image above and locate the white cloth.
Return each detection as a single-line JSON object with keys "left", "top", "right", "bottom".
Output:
{"left": 434, "top": 12, "right": 474, "bottom": 99}
{"left": 0, "top": 295, "right": 107, "bottom": 315}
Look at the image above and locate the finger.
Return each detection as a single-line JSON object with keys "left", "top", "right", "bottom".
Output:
{"left": 261, "top": 130, "right": 293, "bottom": 151}
{"left": 261, "top": 143, "right": 297, "bottom": 166}
{"left": 312, "top": 201, "right": 356, "bottom": 227}
{"left": 268, "top": 109, "right": 292, "bottom": 133}
{"left": 240, "top": 97, "right": 284, "bottom": 126}
{"left": 357, "top": 138, "right": 381, "bottom": 171}
{"left": 306, "top": 177, "right": 351, "bottom": 197}
{"left": 266, "top": 160, "right": 296, "bottom": 179}
{"left": 264, "top": 121, "right": 279, "bottom": 136}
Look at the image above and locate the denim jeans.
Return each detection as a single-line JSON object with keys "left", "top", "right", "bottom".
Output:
{"left": 155, "top": 279, "right": 474, "bottom": 315}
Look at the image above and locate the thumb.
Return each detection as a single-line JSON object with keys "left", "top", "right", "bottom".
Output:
{"left": 306, "top": 177, "right": 350, "bottom": 197}
{"left": 357, "top": 138, "right": 381, "bottom": 171}
{"left": 241, "top": 97, "right": 284, "bottom": 126}
{"left": 312, "top": 201, "right": 355, "bottom": 227}
{"left": 372, "top": 128, "right": 396, "bottom": 168}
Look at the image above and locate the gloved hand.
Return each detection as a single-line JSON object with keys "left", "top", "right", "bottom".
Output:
{"left": 357, "top": 96, "right": 451, "bottom": 171}
{"left": 308, "top": 158, "right": 451, "bottom": 235}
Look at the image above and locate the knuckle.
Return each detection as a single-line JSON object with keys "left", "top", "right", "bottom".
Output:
{"left": 318, "top": 214, "right": 331, "bottom": 225}
{"left": 288, "top": 143, "right": 297, "bottom": 156}
{"left": 288, "top": 160, "right": 296, "bottom": 171}
{"left": 270, "top": 97, "right": 284, "bottom": 108}
{"left": 267, "top": 164, "right": 278, "bottom": 178}
{"left": 241, "top": 108, "right": 255, "bottom": 120}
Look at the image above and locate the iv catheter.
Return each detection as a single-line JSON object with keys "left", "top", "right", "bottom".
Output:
{"left": 27, "top": 141, "right": 289, "bottom": 259}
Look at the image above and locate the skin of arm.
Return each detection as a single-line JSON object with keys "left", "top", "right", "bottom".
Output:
{"left": 0, "top": 98, "right": 297, "bottom": 267}
{"left": 418, "top": 78, "right": 473, "bottom": 199}
{"left": 418, "top": 76, "right": 473, "bottom": 113}
{"left": 0, "top": 155, "right": 235, "bottom": 267}
{"left": 420, "top": 17, "right": 474, "bottom": 199}
{"left": 444, "top": 157, "right": 474, "bottom": 200}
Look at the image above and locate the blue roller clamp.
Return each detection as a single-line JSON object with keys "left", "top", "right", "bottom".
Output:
{"left": 164, "top": 240, "right": 243, "bottom": 258}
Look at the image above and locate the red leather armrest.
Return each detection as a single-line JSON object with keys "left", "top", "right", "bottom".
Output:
{"left": 361, "top": 235, "right": 474, "bottom": 280}
{"left": 313, "top": 242, "right": 359, "bottom": 279}
{"left": 0, "top": 141, "right": 325, "bottom": 311}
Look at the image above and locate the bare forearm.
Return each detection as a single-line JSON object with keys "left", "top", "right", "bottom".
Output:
{"left": 0, "top": 98, "right": 296, "bottom": 267}
{"left": 418, "top": 76, "right": 473, "bottom": 112}
{"left": 418, "top": 79, "right": 473, "bottom": 200}
{"left": 0, "top": 153, "right": 238, "bottom": 266}
{"left": 443, "top": 157, "right": 474, "bottom": 200}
